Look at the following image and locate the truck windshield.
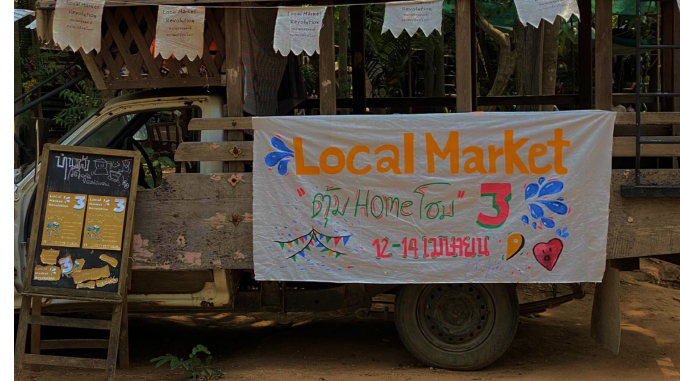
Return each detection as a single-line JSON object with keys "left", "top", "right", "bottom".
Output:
{"left": 54, "top": 105, "right": 105, "bottom": 145}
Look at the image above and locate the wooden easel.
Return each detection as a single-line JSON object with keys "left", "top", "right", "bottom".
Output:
{"left": 14, "top": 292, "right": 129, "bottom": 381}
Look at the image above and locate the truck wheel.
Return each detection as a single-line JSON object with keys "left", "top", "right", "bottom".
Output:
{"left": 394, "top": 283, "right": 519, "bottom": 370}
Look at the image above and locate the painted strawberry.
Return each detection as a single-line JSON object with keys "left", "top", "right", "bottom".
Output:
{"left": 532, "top": 238, "right": 563, "bottom": 271}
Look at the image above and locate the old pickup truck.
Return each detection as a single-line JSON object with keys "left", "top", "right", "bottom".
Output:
{"left": 17, "top": 0, "right": 680, "bottom": 370}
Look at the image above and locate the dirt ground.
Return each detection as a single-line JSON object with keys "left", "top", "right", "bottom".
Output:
{"left": 19, "top": 259, "right": 680, "bottom": 381}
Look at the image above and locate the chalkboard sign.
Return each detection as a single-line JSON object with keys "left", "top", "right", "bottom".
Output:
{"left": 23, "top": 145, "right": 141, "bottom": 301}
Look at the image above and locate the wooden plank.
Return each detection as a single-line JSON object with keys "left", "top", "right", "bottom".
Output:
{"left": 103, "top": 8, "right": 142, "bottom": 80}
{"left": 105, "top": 77, "right": 222, "bottom": 90}
{"left": 615, "top": 112, "right": 680, "bottom": 125}
{"left": 105, "top": 303, "right": 124, "bottom": 381}
{"left": 350, "top": 6, "right": 366, "bottom": 114}
{"left": 189, "top": 117, "right": 253, "bottom": 131}
{"left": 79, "top": 50, "right": 107, "bottom": 90}
{"left": 590, "top": 260, "right": 621, "bottom": 354}
{"left": 23, "top": 354, "right": 108, "bottom": 370}
{"left": 613, "top": 136, "right": 680, "bottom": 157}
{"left": 14, "top": 296, "right": 31, "bottom": 379}
{"left": 39, "top": 339, "right": 109, "bottom": 350}
{"left": 577, "top": 0, "right": 592, "bottom": 109}
{"left": 121, "top": 7, "right": 160, "bottom": 79}
{"left": 607, "top": 169, "right": 680, "bottom": 259}
{"left": 118, "top": 293, "right": 130, "bottom": 369}
{"left": 175, "top": 142, "right": 253, "bottom": 162}
{"left": 594, "top": 0, "right": 612, "bottom": 110}
{"left": 31, "top": 297, "right": 41, "bottom": 355}
{"left": 455, "top": 0, "right": 473, "bottom": 112}
{"left": 28, "top": 315, "right": 112, "bottom": 330}
{"left": 319, "top": 6, "right": 337, "bottom": 115}
{"left": 133, "top": 173, "right": 253, "bottom": 270}
{"left": 224, "top": 7, "right": 245, "bottom": 173}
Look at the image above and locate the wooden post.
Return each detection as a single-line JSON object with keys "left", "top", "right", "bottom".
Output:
{"left": 577, "top": 0, "right": 592, "bottom": 109}
{"left": 350, "top": 5, "right": 366, "bottom": 115}
{"left": 319, "top": 6, "right": 337, "bottom": 115}
{"left": 591, "top": 260, "right": 621, "bottom": 354}
{"left": 31, "top": 297, "right": 41, "bottom": 355}
{"left": 594, "top": 0, "right": 612, "bottom": 110}
{"left": 516, "top": 21, "right": 544, "bottom": 112}
{"left": 14, "top": 295, "right": 31, "bottom": 378}
{"left": 470, "top": 1, "right": 477, "bottom": 111}
{"left": 661, "top": 2, "right": 680, "bottom": 168}
{"left": 224, "top": 8, "right": 244, "bottom": 172}
{"left": 455, "top": 0, "right": 473, "bottom": 112}
{"left": 104, "top": 303, "right": 124, "bottom": 381}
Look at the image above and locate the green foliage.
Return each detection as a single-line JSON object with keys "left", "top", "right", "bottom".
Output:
{"left": 54, "top": 79, "right": 103, "bottom": 130}
{"left": 150, "top": 345, "right": 223, "bottom": 379}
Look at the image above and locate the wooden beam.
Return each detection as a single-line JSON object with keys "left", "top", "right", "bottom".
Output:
{"left": 224, "top": 8, "right": 245, "bottom": 173}
{"left": 23, "top": 354, "right": 108, "bottom": 369}
{"left": 614, "top": 112, "right": 680, "bottom": 125}
{"left": 594, "top": 0, "right": 613, "bottom": 110}
{"left": 105, "top": 303, "right": 124, "bottom": 381}
{"left": 350, "top": 5, "right": 366, "bottom": 114}
{"left": 39, "top": 339, "right": 109, "bottom": 350}
{"left": 455, "top": 0, "right": 473, "bottom": 112}
{"left": 27, "top": 315, "right": 112, "bottom": 330}
{"left": 613, "top": 137, "right": 680, "bottom": 157}
{"left": 175, "top": 142, "right": 253, "bottom": 162}
{"left": 319, "top": 6, "right": 337, "bottom": 115}
{"left": 189, "top": 117, "right": 253, "bottom": 131}
{"left": 577, "top": 0, "right": 592, "bottom": 109}
{"left": 14, "top": 296, "right": 31, "bottom": 379}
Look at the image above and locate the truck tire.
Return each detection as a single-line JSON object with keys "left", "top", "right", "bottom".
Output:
{"left": 394, "top": 283, "right": 519, "bottom": 370}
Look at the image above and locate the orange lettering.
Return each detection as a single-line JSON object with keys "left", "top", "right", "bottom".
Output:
{"left": 547, "top": 128, "right": 570, "bottom": 175}
{"left": 462, "top": 146, "right": 488, "bottom": 174}
{"left": 375, "top": 144, "right": 402, "bottom": 174}
{"left": 503, "top": 130, "right": 529, "bottom": 175}
{"left": 425, "top": 132, "right": 460, "bottom": 174}
{"left": 528, "top": 143, "right": 551, "bottom": 174}
{"left": 293, "top": 138, "right": 320, "bottom": 175}
{"left": 347, "top": 145, "right": 371, "bottom": 175}
{"left": 488, "top": 145, "right": 503, "bottom": 174}
{"left": 404, "top": 133, "right": 414, "bottom": 174}
{"left": 319, "top": 147, "right": 345, "bottom": 175}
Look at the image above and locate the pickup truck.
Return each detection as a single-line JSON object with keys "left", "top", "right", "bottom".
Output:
{"left": 14, "top": 88, "right": 680, "bottom": 370}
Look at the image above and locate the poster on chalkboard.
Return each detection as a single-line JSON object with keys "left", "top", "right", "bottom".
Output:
{"left": 23, "top": 145, "right": 141, "bottom": 301}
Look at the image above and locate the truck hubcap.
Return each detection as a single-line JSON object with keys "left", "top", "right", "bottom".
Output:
{"left": 417, "top": 284, "right": 494, "bottom": 351}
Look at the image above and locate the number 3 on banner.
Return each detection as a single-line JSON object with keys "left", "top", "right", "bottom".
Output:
{"left": 73, "top": 196, "right": 86, "bottom": 210}
{"left": 113, "top": 199, "right": 126, "bottom": 213}
{"left": 476, "top": 183, "right": 511, "bottom": 229}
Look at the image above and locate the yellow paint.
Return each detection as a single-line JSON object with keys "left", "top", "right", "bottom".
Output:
{"left": 99, "top": 254, "right": 119, "bottom": 268}
{"left": 40, "top": 249, "right": 60, "bottom": 265}
{"left": 506, "top": 233, "right": 525, "bottom": 260}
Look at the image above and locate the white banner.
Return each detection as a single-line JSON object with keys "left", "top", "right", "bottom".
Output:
{"left": 382, "top": 0, "right": 443, "bottom": 37}
{"left": 53, "top": 0, "right": 105, "bottom": 53}
{"left": 253, "top": 112, "right": 616, "bottom": 283}
{"left": 273, "top": 6, "right": 327, "bottom": 56}
{"left": 155, "top": 5, "right": 205, "bottom": 60}
{"left": 514, "top": 0, "right": 580, "bottom": 27}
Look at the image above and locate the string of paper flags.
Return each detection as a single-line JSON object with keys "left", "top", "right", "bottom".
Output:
{"left": 49, "top": 0, "right": 588, "bottom": 58}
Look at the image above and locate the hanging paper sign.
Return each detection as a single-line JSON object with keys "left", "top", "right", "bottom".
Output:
{"left": 253, "top": 111, "right": 616, "bottom": 283}
{"left": 514, "top": 0, "right": 580, "bottom": 27}
{"left": 53, "top": 0, "right": 105, "bottom": 53}
{"left": 155, "top": 5, "right": 206, "bottom": 60}
{"left": 381, "top": 0, "right": 443, "bottom": 37}
{"left": 273, "top": 6, "right": 327, "bottom": 56}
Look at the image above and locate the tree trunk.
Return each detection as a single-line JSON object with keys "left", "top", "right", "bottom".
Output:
{"left": 337, "top": 6, "right": 349, "bottom": 114}
{"left": 516, "top": 19, "right": 544, "bottom": 111}
{"left": 541, "top": 18, "right": 561, "bottom": 111}
{"left": 475, "top": 6, "right": 517, "bottom": 111}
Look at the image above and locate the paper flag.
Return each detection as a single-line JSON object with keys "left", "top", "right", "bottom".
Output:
{"left": 279, "top": 242, "right": 285, "bottom": 249}
{"left": 53, "top": 0, "right": 105, "bottom": 53}
{"left": 155, "top": 5, "right": 205, "bottom": 60}
{"left": 273, "top": 6, "right": 327, "bottom": 55}
{"left": 333, "top": 237, "right": 342, "bottom": 246}
{"left": 514, "top": 0, "right": 580, "bottom": 28}
{"left": 342, "top": 236, "right": 350, "bottom": 245}
{"left": 382, "top": 0, "right": 443, "bottom": 37}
